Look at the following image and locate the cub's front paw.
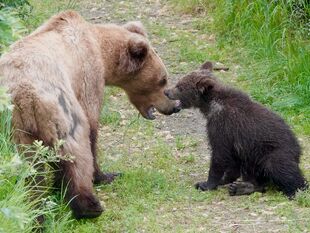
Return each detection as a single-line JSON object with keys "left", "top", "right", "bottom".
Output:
{"left": 195, "top": 181, "right": 217, "bottom": 191}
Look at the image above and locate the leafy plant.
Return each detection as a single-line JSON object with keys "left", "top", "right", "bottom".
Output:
{"left": 0, "top": 9, "right": 27, "bottom": 53}
{"left": 0, "top": 0, "right": 30, "bottom": 9}
{"left": 0, "top": 86, "right": 13, "bottom": 112}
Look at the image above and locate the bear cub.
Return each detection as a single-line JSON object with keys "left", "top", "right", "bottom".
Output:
{"left": 165, "top": 61, "right": 308, "bottom": 198}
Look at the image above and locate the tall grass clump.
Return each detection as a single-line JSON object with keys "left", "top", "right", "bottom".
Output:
{"left": 0, "top": 2, "right": 36, "bottom": 230}
{"left": 0, "top": 5, "right": 28, "bottom": 53}
{"left": 0, "top": 90, "right": 71, "bottom": 232}
{"left": 26, "top": 0, "right": 79, "bottom": 29}
{"left": 171, "top": 0, "right": 310, "bottom": 135}
{"left": 0, "top": 97, "right": 40, "bottom": 232}
{"left": 0, "top": 1, "right": 79, "bottom": 231}
{"left": 0, "top": 1, "right": 39, "bottom": 230}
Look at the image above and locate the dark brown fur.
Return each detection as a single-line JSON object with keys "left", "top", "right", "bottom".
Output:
{"left": 165, "top": 61, "right": 308, "bottom": 198}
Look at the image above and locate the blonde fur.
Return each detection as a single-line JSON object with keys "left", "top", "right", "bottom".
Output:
{"left": 0, "top": 11, "right": 177, "bottom": 218}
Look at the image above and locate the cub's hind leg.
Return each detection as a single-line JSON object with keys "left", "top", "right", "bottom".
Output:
{"left": 219, "top": 161, "right": 241, "bottom": 185}
{"left": 264, "top": 152, "right": 307, "bottom": 198}
{"left": 228, "top": 171, "right": 267, "bottom": 196}
{"left": 228, "top": 181, "right": 266, "bottom": 196}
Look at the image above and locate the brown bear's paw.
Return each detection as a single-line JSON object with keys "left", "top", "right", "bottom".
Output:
{"left": 195, "top": 181, "right": 217, "bottom": 191}
{"left": 70, "top": 192, "right": 104, "bottom": 219}
{"left": 94, "top": 172, "right": 123, "bottom": 185}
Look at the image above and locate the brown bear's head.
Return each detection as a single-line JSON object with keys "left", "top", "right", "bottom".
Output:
{"left": 164, "top": 61, "right": 220, "bottom": 109}
{"left": 100, "top": 21, "right": 181, "bottom": 120}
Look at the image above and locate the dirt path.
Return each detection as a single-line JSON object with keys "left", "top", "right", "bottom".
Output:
{"left": 82, "top": 0, "right": 207, "bottom": 137}
{"left": 66, "top": 1, "right": 310, "bottom": 232}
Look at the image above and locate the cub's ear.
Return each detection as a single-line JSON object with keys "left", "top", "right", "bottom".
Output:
{"left": 196, "top": 78, "right": 215, "bottom": 95}
{"left": 119, "top": 35, "right": 149, "bottom": 74}
{"left": 123, "top": 21, "right": 147, "bottom": 37}
{"left": 200, "top": 61, "right": 213, "bottom": 71}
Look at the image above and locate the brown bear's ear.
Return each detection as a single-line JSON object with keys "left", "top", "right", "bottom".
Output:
{"left": 200, "top": 61, "right": 213, "bottom": 71}
{"left": 196, "top": 78, "right": 215, "bottom": 95}
{"left": 123, "top": 21, "right": 147, "bottom": 37}
{"left": 119, "top": 35, "right": 149, "bottom": 74}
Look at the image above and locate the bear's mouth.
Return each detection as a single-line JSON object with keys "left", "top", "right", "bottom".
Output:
{"left": 142, "top": 101, "right": 182, "bottom": 120}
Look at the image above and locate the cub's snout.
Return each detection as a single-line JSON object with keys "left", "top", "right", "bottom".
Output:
{"left": 164, "top": 88, "right": 180, "bottom": 101}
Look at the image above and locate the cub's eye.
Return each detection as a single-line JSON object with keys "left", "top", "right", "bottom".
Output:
{"left": 159, "top": 78, "right": 167, "bottom": 86}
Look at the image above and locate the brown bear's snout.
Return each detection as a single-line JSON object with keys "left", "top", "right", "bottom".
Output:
{"left": 162, "top": 89, "right": 182, "bottom": 113}
{"left": 155, "top": 98, "right": 182, "bottom": 116}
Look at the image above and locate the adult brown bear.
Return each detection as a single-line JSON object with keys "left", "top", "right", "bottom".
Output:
{"left": 0, "top": 11, "right": 180, "bottom": 219}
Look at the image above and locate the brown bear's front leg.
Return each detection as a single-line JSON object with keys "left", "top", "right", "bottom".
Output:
{"left": 89, "top": 126, "right": 121, "bottom": 185}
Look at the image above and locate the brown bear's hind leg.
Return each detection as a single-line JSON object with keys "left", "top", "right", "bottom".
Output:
{"left": 60, "top": 124, "right": 104, "bottom": 219}
{"left": 59, "top": 159, "right": 103, "bottom": 219}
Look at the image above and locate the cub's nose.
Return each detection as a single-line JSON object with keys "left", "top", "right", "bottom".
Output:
{"left": 164, "top": 89, "right": 171, "bottom": 98}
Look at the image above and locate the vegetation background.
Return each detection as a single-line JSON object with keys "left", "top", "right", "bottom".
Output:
{"left": 0, "top": 0, "right": 309, "bottom": 232}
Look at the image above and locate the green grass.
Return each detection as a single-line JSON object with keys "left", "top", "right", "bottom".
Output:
{"left": 170, "top": 0, "right": 310, "bottom": 135}
{"left": 100, "top": 88, "right": 122, "bottom": 128}
{"left": 0, "top": 1, "right": 80, "bottom": 232}
{"left": 25, "top": 0, "right": 79, "bottom": 29}
{"left": 1, "top": 0, "right": 310, "bottom": 232}
{"left": 0, "top": 110, "right": 39, "bottom": 232}
{"left": 0, "top": 109, "right": 73, "bottom": 232}
{"left": 175, "top": 135, "right": 199, "bottom": 151}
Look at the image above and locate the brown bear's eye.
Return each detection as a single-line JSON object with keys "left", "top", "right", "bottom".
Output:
{"left": 159, "top": 78, "right": 167, "bottom": 86}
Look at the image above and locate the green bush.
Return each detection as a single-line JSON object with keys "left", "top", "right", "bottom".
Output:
{"left": 0, "top": 9, "right": 27, "bottom": 53}
{"left": 0, "top": 0, "right": 30, "bottom": 9}
{"left": 0, "top": 2, "right": 70, "bottom": 232}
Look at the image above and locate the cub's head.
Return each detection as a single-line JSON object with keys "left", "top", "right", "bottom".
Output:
{"left": 103, "top": 21, "right": 181, "bottom": 120}
{"left": 164, "top": 61, "right": 219, "bottom": 109}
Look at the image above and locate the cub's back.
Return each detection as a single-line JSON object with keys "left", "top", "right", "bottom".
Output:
{"left": 207, "top": 87, "right": 300, "bottom": 155}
